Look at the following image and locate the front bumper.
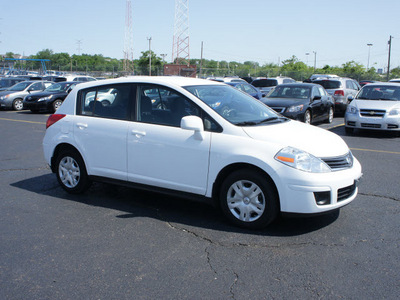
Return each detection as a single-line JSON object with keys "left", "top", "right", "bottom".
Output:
{"left": 275, "top": 157, "right": 362, "bottom": 214}
{"left": 345, "top": 112, "right": 400, "bottom": 131}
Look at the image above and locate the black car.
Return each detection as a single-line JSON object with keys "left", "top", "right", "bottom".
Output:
{"left": 261, "top": 83, "right": 334, "bottom": 124}
{"left": 23, "top": 81, "right": 80, "bottom": 113}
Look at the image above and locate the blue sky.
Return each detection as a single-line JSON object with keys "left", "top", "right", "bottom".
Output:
{"left": 1, "top": 0, "right": 399, "bottom": 70}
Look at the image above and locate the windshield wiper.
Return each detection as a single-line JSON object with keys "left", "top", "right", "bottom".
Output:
{"left": 257, "top": 116, "right": 288, "bottom": 124}
{"left": 235, "top": 121, "right": 258, "bottom": 126}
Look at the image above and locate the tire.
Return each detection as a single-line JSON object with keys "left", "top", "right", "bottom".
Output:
{"left": 52, "top": 99, "right": 63, "bottom": 112}
{"left": 325, "top": 107, "right": 334, "bottom": 123}
{"left": 219, "top": 169, "right": 279, "bottom": 229}
{"left": 303, "top": 110, "right": 311, "bottom": 124}
{"left": 12, "top": 98, "right": 24, "bottom": 111}
{"left": 55, "top": 149, "right": 91, "bottom": 194}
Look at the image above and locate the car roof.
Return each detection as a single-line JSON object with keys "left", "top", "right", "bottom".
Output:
{"left": 72, "top": 76, "right": 224, "bottom": 91}
{"left": 275, "top": 83, "right": 318, "bottom": 88}
{"left": 361, "top": 82, "right": 400, "bottom": 87}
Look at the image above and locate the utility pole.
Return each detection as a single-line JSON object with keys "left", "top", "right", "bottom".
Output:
{"left": 200, "top": 41, "right": 203, "bottom": 78}
{"left": 387, "top": 35, "right": 393, "bottom": 81}
{"left": 147, "top": 37, "right": 152, "bottom": 76}
{"left": 76, "top": 40, "right": 82, "bottom": 55}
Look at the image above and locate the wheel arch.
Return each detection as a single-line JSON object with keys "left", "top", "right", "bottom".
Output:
{"left": 50, "top": 143, "right": 83, "bottom": 173}
{"left": 211, "top": 163, "right": 280, "bottom": 210}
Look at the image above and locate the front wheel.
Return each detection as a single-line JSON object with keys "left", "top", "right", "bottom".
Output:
{"left": 52, "top": 99, "right": 63, "bottom": 112}
{"left": 219, "top": 169, "right": 279, "bottom": 229}
{"left": 303, "top": 110, "right": 312, "bottom": 124}
{"left": 55, "top": 149, "right": 91, "bottom": 194}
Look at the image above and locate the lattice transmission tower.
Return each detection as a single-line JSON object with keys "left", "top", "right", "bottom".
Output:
{"left": 123, "top": 0, "right": 134, "bottom": 74}
{"left": 172, "top": 0, "right": 190, "bottom": 66}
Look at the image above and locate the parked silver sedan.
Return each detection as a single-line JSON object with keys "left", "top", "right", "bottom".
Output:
{"left": 0, "top": 80, "right": 53, "bottom": 110}
{"left": 345, "top": 82, "right": 400, "bottom": 135}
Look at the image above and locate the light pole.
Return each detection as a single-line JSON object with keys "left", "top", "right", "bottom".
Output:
{"left": 147, "top": 37, "right": 152, "bottom": 76}
{"left": 305, "top": 53, "right": 310, "bottom": 66}
{"left": 367, "top": 43, "right": 373, "bottom": 71}
{"left": 313, "top": 51, "right": 317, "bottom": 72}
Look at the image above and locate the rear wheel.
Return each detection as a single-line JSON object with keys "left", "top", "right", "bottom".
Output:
{"left": 325, "top": 107, "right": 334, "bottom": 123}
{"left": 55, "top": 149, "right": 91, "bottom": 194}
{"left": 219, "top": 169, "right": 279, "bottom": 229}
{"left": 12, "top": 98, "right": 24, "bottom": 111}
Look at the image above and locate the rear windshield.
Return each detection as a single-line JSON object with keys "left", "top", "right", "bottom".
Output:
{"left": 252, "top": 79, "right": 278, "bottom": 88}
{"left": 314, "top": 80, "right": 341, "bottom": 89}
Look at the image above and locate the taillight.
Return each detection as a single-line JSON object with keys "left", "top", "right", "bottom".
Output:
{"left": 334, "top": 90, "right": 345, "bottom": 96}
{"left": 46, "top": 114, "right": 66, "bottom": 129}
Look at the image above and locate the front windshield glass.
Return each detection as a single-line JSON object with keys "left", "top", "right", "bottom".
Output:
{"left": 8, "top": 81, "right": 31, "bottom": 91}
{"left": 252, "top": 79, "right": 278, "bottom": 88}
{"left": 356, "top": 85, "right": 400, "bottom": 101}
{"left": 268, "top": 85, "right": 311, "bottom": 99}
{"left": 184, "top": 85, "right": 281, "bottom": 125}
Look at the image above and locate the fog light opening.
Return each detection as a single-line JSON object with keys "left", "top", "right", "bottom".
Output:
{"left": 314, "top": 191, "right": 331, "bottom": 206}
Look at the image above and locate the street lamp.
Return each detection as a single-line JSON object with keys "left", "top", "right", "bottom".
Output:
{"left": 305, "top": 53, "right": 310, "bottom": 66}
{"left": 367, "top": 43, "right": 373, "bottom": 71}
{"left": 313, "top": 51, "right": 317, "bottom": 71}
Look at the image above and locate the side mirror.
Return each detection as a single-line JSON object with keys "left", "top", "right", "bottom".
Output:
{"left": 313, "top": 95, "right": 322, "bottom": 101}
{"left": 261, "top": 93, "right": 266, "bottom": 98}
{"left": 348, "top": 95, "right": 354, "bottom": 102}
{"left": 181, "top": 115, "right": 204, "bottom": 140}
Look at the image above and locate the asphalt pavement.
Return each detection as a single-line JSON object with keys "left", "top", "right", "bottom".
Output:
{"left": 0, "top": 110, "right": 399, "bottom": 299}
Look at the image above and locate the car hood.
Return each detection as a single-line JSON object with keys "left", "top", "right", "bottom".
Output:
{"left": 262, "top": 98, "right": 307, "bottom": 107}
{"left": 352, "top": 99, "right": 400, "bottom": 111}
{"left": 242, "top": 120, "right": 349, "bottom": 158}
{"left": 0, "top": 90, "right": 17, "bottom": 96}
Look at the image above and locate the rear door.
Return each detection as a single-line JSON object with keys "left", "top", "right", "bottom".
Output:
{"left": 73, "top": 83, "right": 132, "bottom": 181}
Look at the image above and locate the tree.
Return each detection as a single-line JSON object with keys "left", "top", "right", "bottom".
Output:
{"left": 137, "top": 51, "right": 163, "bottom": 75}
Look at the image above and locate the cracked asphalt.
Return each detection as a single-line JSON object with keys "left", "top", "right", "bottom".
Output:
{"left": 0, "top": 110, "right": 399, "bottom": 299}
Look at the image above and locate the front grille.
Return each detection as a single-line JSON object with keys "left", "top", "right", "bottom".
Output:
{"left": 270, "top": 107, "right": 285, "bottom": 114}
{"left": 361, "top": 123, "right": 381, "bottom": 128}
{"left": 360, "top": 109, "right": 386, "bottom": 118}
{"left": 338, "top": 182, "right": 357, "bottom": 202}
{"left": 321, "top": 152, "right": 353, "bottom": 171}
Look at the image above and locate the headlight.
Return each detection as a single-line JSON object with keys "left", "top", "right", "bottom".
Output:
{"left": 287, "top": 104, "right": 304, "bottom": 113}
{"left": 389, "top": 108, "right": 400, "bottom": 116}
{"left": 38, "top": 95, "right": 53, "bottom": 102}
{"left": 0, "top": 94, "right": 10, "bottom": 100}
{"left": 275, "top": 146, "right": 331, "bottom": 173}
{"left": 346, "top": 106, "right": 358, "bottom": 114}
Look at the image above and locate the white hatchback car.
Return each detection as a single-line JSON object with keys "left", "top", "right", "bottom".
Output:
{"left": 43, "top": 76, "right": 362, "bottom": 229}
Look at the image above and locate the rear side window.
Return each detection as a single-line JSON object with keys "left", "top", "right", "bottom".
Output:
{"left": 78, "top": 84, "right": 132, "bottom": 120}
{"left": 314, "top": 80, "right": 341, "bottom": 89}
{"left": 252, "top": 79, "right": 278, "bottom": 88}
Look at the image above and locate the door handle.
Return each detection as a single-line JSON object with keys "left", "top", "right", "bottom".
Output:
{"left": 76, "top": 123, "right": 88, "bottom": 129}
{"left": 131, "top": 129, "right": 146, "bottom": 137}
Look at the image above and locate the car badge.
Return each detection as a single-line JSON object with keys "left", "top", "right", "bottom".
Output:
{"left": 369, "top": 111, "right": 375, "bottom": 116}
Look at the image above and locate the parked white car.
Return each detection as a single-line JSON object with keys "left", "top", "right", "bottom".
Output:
{"left": 345, "top": 82, "right": 400, "bottom": 134}
{"left": 43, "top": 76, "right": 362, "bottom": 229}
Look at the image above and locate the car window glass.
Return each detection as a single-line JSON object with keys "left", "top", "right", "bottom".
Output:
{"left": 78, "top": 84, "right": 131, "bottom": 120}
{"left": 346, "top": 80, "right": 354, "bottom": 89}
{"left": 30, "top": 82, "right": 43, "bottom": 91}
{"left": 44, "top": 82, "right": 53, "bottom": 89}
{"left": 137, "top": 85, "right": 201, "bottom": 128}
{"left": 242, "top": 84, "right": 256, "bottom": 93}
{"left": 318, "top": 86, "right": 326, "bottom": 96}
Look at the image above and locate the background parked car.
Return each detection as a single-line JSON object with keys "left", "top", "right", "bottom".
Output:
{"left": 345, "top": 82, "right": 400, "bottom": 135}
{"left": 0, "top": 77, "right": 27, "bottom": 91}
{"left": 251, "top": 76, "right": 295, "bottom": 94}
{"left": 359, "top": 80, "right": 378, "bottom": 87}
{"left": 0, "top": 80, "right": 53, "bottom": 110}
{"left": 261, "top": 83, "right": 334, "bottom": 124}
{"left": 23, "top": 81, "right": 80, "bottom": 113}
{"left": 225, "top": 81, "right": 265, "bottom": 100}
{"left": 313, "top": 77, "right": 360, "bottom": 114}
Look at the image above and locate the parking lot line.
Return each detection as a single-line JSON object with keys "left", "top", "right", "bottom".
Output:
{"left": 0, "top": 117, "right": 45, "bottom": 125}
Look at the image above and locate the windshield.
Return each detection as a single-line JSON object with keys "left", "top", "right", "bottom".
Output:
{"left": 45, "top": 82, "right": 72, "bottom": 92}
{"left": 8, "top": 81, "right": 31, "bottom": 91}
{"left": 268, "top": 85, "right": 311, "bottom": 99}
{"left": 314, "top": 80, "right": 341, "bottom": 89}
{"left": 184, "top": 85, "right": 282, "bottom": 125}
{"left": 252, "top": 79, "right": 278, "bottom": 88}
{"left": 356, "top": 85, "right": 400, "bottom": 101}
